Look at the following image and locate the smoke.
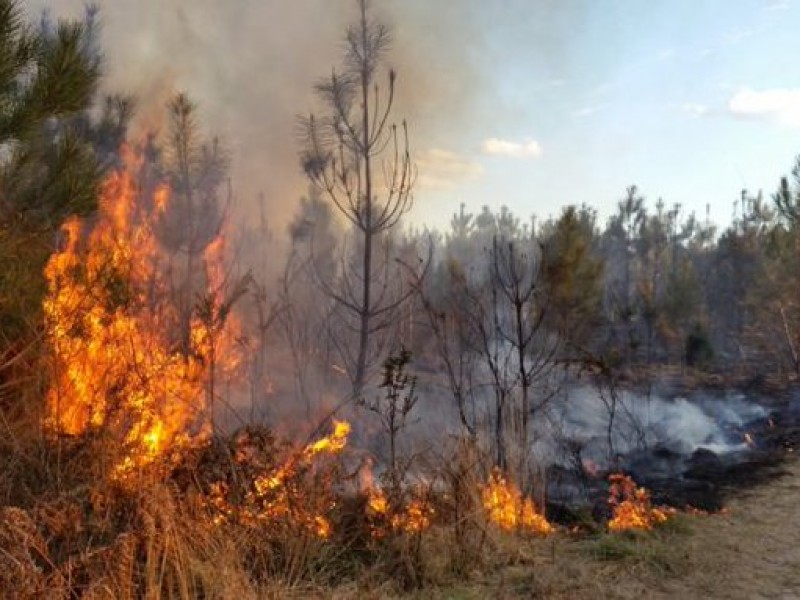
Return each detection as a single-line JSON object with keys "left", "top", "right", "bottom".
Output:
{"left": 403, "top": 377, "right": 770, "bottom": 482}
{"left": 540, "top": 388, "right": 769, "bottom": 467}
{"left": 22, "top": 0, "right": 487, "bottom": 235}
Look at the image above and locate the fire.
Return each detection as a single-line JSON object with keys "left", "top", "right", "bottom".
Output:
{"left": 366, "top": 487, "right": 435, "bottom": 536}
{"left": 396, "top": 497, "right": 434, "bottom": 533}
{"left": 261, "top": 420, "right": 351, "bottom": 492}
{"left": 607, "top": 474, "right": 674, "bottom": 532}
{"left": 367, "top": 487, "right": 389, "bottom": 515}
{"left": 481, "top": 468, "right": 552, "bottom": 535}
{"left": 360, "top": 461, "right": 434, "bottom": 537}
{"left": 206, "top": 420, "right": 351, "bottom": 538}
{"left": 43, "top": 146, "right": 240, "bottom": 483}
{"left": 306, "top": 420, "right": 350, "bottom": 456}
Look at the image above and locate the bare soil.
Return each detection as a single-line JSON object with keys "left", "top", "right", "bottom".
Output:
{"left": 654, "top": 456, "right": 800, "bottom": 600}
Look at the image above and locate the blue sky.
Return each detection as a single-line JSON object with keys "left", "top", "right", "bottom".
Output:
{"left": 409, "top": 0, "right": 800, "bottom": 231}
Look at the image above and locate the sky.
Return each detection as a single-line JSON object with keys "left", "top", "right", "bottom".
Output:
{"left": 24, "top": 0, "right": 800, "bottom": 234}
{"left": 407, "top": 0, "right": 800, "bottom": 231}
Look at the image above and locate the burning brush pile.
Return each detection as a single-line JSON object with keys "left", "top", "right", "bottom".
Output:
{"left": 0, "top": 148, "right": 734, "bottom": 596}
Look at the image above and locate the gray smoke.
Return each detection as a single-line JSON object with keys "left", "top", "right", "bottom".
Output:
{"left": 539, "top": 387, "right": 768, "bottom": 467}
{"left": 22, "top": 0, "right": 488, "bottom": 232}
{"left": 402, "top": 374, "right": 770, "bottom": 480}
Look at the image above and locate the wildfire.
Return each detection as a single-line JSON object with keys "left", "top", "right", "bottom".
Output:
{"left": 481, "top": 468, "right": 552, "bottom": 535}
{"left": 206, "top": 420, "right": 351, "bottom": 538}
{"left": 607, "top": 474, "right": 674, "bottom": 532}
{"left": 43, "top": 146, "right": 240, "bottom": 483}
{"left": 306, "top": 420, "right": 351, "bottom": 456}
{"left": 360, "top": 461, "right": 434, "bottom": 537}
{"left": 259, "top": 420, "right": 351, "bottom": 493}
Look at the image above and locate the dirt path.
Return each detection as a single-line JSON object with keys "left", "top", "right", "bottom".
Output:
{"left": 656, "top": 457, "right": 800, "bottom": 599}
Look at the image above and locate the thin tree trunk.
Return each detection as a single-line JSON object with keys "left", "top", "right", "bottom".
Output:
{"left": 354, "top": 0, "right": 373, "bottom": 397}
{"left": 780, "top": 304, "right": 799, "bottom": 375}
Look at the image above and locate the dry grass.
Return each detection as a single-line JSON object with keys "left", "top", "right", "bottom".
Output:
{"left": 3, "top": 445, "right": 799, "bottom": 598}
{"left": 404, "top": 458, "right": 800, "bottom": 600}
{"left": 2, "top": 342, "right": 799, "bottom": 600}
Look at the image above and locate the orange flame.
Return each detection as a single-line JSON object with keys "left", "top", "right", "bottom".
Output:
{"left": 206, "top": 420, "right": 351, "bottom": 538}
{"left": 481, "top": 468, "right": 552, "bottom": 535}
{"left": 360, "top": 461, "right": 434, "bottom": 537}
{"left": 43, "top": 146, "right": 239, "bottom": 483}
{"left": 607, "top": 474, "right": 674, "bottom": 532}
{"left": 262, "top": 420, "right": 351, "bottom": 492}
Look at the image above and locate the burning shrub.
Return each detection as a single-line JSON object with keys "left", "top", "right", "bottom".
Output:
{"left": 481, "top": 468, "right": 552, "bottom": 535}
{"left": 359, "top": 482, "right": 436, "bottom": 590}
{"left": 363, "top": 481, "right": 435, "bottom": 538}
{"left": 199, "top": 421, "right": 350, "bottom": 539}
{"left": 42, "top": 146, "right": 243, "bottom": 486}
{"left": 607, "top": 474, "right": 675, "bottom": 532}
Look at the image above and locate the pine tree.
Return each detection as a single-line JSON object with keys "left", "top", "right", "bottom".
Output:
{"left": 300, "top": 0, "right": 415, "bottom": 396}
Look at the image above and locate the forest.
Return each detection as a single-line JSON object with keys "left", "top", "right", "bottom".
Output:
{"left": 1, "top": 0, "right": 799, "bottom": 597}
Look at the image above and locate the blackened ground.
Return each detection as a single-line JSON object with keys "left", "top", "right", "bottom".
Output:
{"left": 546, "top": 386, "right": 800, "bottom": 525}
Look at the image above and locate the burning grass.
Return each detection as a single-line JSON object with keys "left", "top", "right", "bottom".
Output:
{"left": 481, "top": 468, "right": 552, "bottom": 535}
{"left": 0, "top": 420, "right": 791, "bottom": 599}
{"left": 607, "top": 474, "right": 675, "bottom": 532}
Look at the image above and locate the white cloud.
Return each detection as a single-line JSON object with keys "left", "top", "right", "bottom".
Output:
{"left": 588, "top": 82, "right": 613, "bottom": 97}
{"left": 481, "top": 137, "right": 543, "bottom": 159}
{"left": 655, "top": 48, "right": 677, "bottom": 61}
{"left": 722, "top": 28, "right": 757, "bottom": 46}
{"left": 416, "top": 148, "right": 483, "bottom": 191}
{"left": 532, "top": 78, "right": 567, "bottom": 92}
{"left": 728, "top": 87, "right": 800, "bottom": 127}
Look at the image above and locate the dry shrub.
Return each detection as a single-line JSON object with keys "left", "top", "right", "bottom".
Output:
{"left": 0, "top": 346, "right": 51, "bottom": 505}
{"left": 1, "top": 482, "right": 258, "bottom": 598}
{"left": 179, "top": 426, "right": 349, "bottom": 587}
{"left": 433, "top": 438, "right": 488, "bottom": 576}
{"left": 330, "top": 438, "right": 491, "bottom": 591}
{"left": 0, "top": 506, "right": 53, "bottom": 598}
{"left": 368, "top": 490, "right": 437, "bottom": 590}
{"left": 134, "top": 485, "right": 256, "bottom": 599}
